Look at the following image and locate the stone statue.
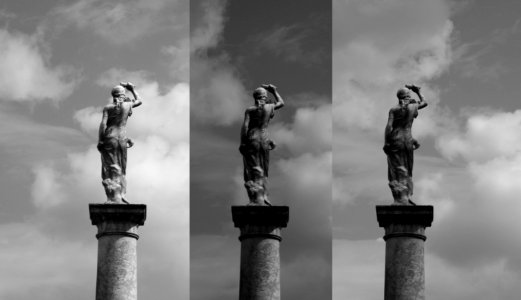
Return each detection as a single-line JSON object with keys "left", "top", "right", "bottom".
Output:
{"left": 98, "top": 82, "right": 142, "bottom": 203}
{"left": 383, "top": 84, "right": 427, "bottom": 205}
{"left": 239, "top": 84, "right": 284, "bottom": 205}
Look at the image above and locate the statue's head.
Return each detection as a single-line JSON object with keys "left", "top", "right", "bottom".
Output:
{"left": 111, "top": 85, "right": 126, "bottom": 98}
{"left": 396, "top": 88, "right": 411, "bottom": 101}
{"left": 253, "top": 87, "right": 268, "bottom": 104}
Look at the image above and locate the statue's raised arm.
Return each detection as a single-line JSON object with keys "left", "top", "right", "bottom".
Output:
{"left": 240, "top": 84, "right": 284, "bottom": 206}
{"left": 97, "top": 82, "right": 143, "bottom": 204}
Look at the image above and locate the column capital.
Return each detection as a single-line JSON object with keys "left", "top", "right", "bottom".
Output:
{"left": 232, "top": 205, "right": 289, "bottom": 228}
{"left": 89, "top": 204, "right": 147, "bottom": 226}
{"left": 376, "top": 205, "right": 433, "bottom": 228}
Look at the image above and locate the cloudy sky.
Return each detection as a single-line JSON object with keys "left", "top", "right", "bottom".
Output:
{"left": 0, "top": 0, "right": 189, "bottom": 299}
{"left": 333, "top": 0, "right": 521, "bottom": 299}
{"left": 190, "top": 1, "right": 331, "bottom": 299}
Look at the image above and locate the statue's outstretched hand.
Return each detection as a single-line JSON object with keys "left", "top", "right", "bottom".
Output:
{"left": 120, "top": 82, "right": 135, "bottom": 91}
{"left": 261, "top": 84, "right": 277, "bottom": 93}
{"left": 405, "top": 84, "right": 421, "bottom": 94}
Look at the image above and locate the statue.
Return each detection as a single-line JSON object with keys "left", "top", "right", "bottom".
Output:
{"left": 239, "top": 84, "right": 285, "bottom": 205}
{"left": 98, "top": 82, "right": 142, "bottom": 203}
{"left": 383, "top": 84, "right": 427, "bottom": 205}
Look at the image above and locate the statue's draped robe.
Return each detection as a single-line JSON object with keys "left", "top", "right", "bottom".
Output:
{"left": 242, "top": 104, "right": 275, "bottom": 183}
{"left": 100, "top": 102, "right": 132, "bottom": 182}
{"left": 386, "top": 102, "right": 418, "bottom": 198}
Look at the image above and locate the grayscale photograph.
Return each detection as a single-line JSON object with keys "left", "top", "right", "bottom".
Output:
{"left": 2, "top": 0, "right": 521, "bottom": 300}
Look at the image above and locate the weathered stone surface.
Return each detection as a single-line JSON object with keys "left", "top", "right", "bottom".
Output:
{"left": 376, "top": 205, "right": 433, "bottom": 300}
{"left": 232, "top": 206, "right": 289, "bottom": 300}
{"left": 90, "top": 204, "right": 146, "bottom": 300}
{"left": 98, "top": 82, "right": 143, "bottom": 203}
{"left": 239, "top": 84, "right": 285, "bottom": 205}
{"left": 383, "top": 84, "right": 428, "bottom": 205}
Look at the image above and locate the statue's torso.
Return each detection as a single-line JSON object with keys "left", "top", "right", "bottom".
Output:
{"left": 246, "top": 104, "right": 275, "bottom": 143}
{"left": 104, "top": 102, "right": 132, "bottom": 140}
{"left": 389, "top": 103, "right": 418, "bottom": 148}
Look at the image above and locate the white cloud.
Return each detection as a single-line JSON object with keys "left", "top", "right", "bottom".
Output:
{"left": 277, "top": 152, "right": 332, "bottom": 200}
{"left": 426, "top": 253, "right": 521, "bottom": 300}
{"left": 191, "top": 59, "right": 246, "bottom": 126}
{"left": 31, "top": 164, "right": 66, "bottom": 209}
{"left": 333, "top": 0, "right": 454, "bottom": 133}
{"left": 190, "top": 0, "right": 247, "bottom": 126}
{"left": 53, "top": 0, "right": 185, "bottom": 44}
{"left": 250, "top": 22, "right": 325, "bottom": 66}
{"left": 437, "top": 110, "right": 521, "bottom": 162}
{"left": 272, "top": 104, "right": 332, "bottom": 156}
{"left": 414, "top": 172, "right": 454, "bottom": 220}
{"left": 162, "top": 38, "right": 189, "bottom": 82}
{"left": 0, "top": 28, "right": 79, "bottom": 102}
{"left": 190, "top": 0, "right": 227, "bottom": 52}
{"left": 95, "top": 68, "right": 153, "bottom": 88}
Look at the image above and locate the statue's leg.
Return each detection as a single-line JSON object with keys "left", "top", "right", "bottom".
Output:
{"left": 100, "top": 138, "right": 118, "bottom": 180}
{"left": 119, "top": 139, "right": 128, "bottom": 201}
{"left": 260, "top": 145, "right": 270, "bottom": 203}
{"left": 243, "top": 152, "right": 254, "bottom": 182}
{"left": 387, "top": 150, "right": 410, "bottom": 205}
{"left": 404, "top": 147, "right": 414, "bottom": 201}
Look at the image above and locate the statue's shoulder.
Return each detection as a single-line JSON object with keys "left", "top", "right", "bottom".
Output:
{"left": 389, "top": 105, "right": 400, "bottom": 113}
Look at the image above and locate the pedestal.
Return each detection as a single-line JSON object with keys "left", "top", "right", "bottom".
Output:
{"left": 89, "top": 204, "right": 147, "bottom": 300}
{"left": 376, "top": 205, "right": 433, "bottom": 300}
{"left": 232, "top": 206, "right": 289, "bottom": 300}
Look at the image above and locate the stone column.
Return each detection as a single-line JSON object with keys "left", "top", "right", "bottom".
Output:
{"left": 376, "top": 205, "right": 433, "bottom": 300}
{"left": 232, "top": 206, "right": 289, "bottom": 300}
{"left": 89, "top": 204, "right": 147, "bottom": 300}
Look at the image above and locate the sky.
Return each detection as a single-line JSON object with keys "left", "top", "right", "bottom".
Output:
{"left": 333, "top": 0, "right": 521, "bottom": 299}
{"left": 189, "top": 1, "right": 332, "bottom": 299}
{"left": 0, "top": 0, "right": 189, "bottom": 299}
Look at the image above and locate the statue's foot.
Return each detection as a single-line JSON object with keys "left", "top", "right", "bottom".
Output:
{"left": 121, "top": 194, "right": 129, "bottom": 204}
{"left": 391, "top": 199, "right": 416, "bottom": 206}
{"left": 391, "top": 197, "right": 410, "bottom": 205}
{"left": 264, "top": 199, "right": 272, "bottom": 206}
